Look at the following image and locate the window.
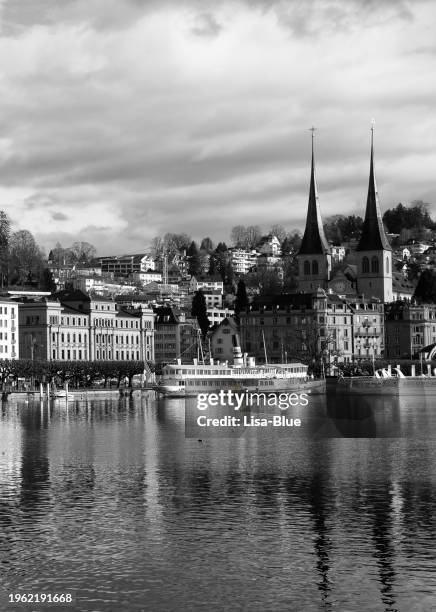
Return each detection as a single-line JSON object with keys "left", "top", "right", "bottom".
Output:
{"left": 312, "top": 260, "right": 319, "bottom": 275}
{"left": 362, "top": 257, "right": 369, "bottom": 273}
{"left": 386, "top": 256, "right": 389, "bottom": 274}
{"left": 304, "top": 260, "right": 310, "bottom": 275}
{"left": 371, "top": 256, "right": 379, "bottom": 273}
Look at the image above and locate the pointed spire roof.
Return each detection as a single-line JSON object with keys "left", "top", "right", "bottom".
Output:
{"left": 356, "top": 124, "right": 392, "bottom": 252}
{"left": 298, "top": 128, "right": 331, "bottom": 255}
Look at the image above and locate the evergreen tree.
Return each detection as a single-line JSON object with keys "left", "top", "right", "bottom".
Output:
{"left": 40, "top": 268, "right": 57, "bottom": 292}
{"left": 208, "top": 255, "right": 216, "bottom": 276}
{"left": 414, "top": 269, "right": 436, "bottom": 303}
{"left": 187, "top": 241, "right": 201, "bottom": 277}
{"left": 383, "top": 202, "right": 435, "bottom": 234}
{"left": 281, "top": 231, "right": 302, "bottom": 255}
{"left": 191, "top": 290, "right": 210, "bottom": 337}
{"left": 215, "top": 242, "right": 228, "bottom": 253}
{"left": 234, "top": 279, "right": 249, "bottom": 318}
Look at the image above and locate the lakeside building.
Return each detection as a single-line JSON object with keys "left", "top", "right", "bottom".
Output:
{"left": 131, "top": 271, "right": 163, "bottom": 285}
{"left": 72, "top": 277, "right": 137, "bottom": 296}
{"left": 229, "top": 249, "right": 259, "bottom": 274}
{"left": 239, "top": 290, "right": 385, "bottom": 368}
{"left": 210, "top": 316, "right": 238, "bottom": 361}
{"left": 15, "top": 290, "right": 154, "bottom": 362}
{"left": 0, "top": 299, "right": 19, "bottom": 359}
{"left": 207, "top": 307, "right": 235, "bottom": 327}
{"left": 385, "top": 301, "right": 436, "bottom": 359}
{"left": 142, "top": 282, "right": 190, "bottom": 308}
{"left": 258, "top": 235, "right": 282, "bottom": 256}
{"left": 99, "top": 253, "right": 155, "bottom": 277}
{"left": 330, "top": 245, "right": 347, "bottom": 262}
{"left": 189, "top": 275, "right": 224, "bottom": 293}
{"left": 153, "top": 306, "right": 199, "bottom": 365}
{"left": 202, "top": 290, "right": 223, "bottom": 310}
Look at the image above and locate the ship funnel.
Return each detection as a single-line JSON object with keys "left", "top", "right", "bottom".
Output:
{"left": 232, "top": 333, "right": 244, "bottom": 367}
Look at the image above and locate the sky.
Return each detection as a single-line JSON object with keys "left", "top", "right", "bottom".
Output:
{"left": 0, "top": 0, "right": 435, "bottom": 256}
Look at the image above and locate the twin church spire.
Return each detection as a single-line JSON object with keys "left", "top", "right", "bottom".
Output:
{"left": 297, "top": 124, "right": 393, "bottom": 301}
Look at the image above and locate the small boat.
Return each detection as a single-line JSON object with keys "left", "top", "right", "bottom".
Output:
{"left": 50, "top": 383, "right": 74, "bottom": 401}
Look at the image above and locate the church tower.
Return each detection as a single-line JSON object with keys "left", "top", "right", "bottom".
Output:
{"left": 297, "top": 129, "right": 331, "bottom": 292}
{"left": 355, "top": 125, "right": 393, "bottom": 302}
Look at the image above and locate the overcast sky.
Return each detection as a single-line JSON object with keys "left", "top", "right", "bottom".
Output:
{"left": 0, "top": 0, "right": 435, "bottom": 255}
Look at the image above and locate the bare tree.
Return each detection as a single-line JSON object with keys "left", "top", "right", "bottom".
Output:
{"left": 230, "top": 225, "right": 247, "bottom": 248}
{"left": 150, "top": 236, "right": 164, "bottom": 261}
{"left": 163, "top": 233, "right": 191, "bottom": 257}
{"left": 230, "top": 225, "right": 262, "bottom": 249}
{"left": 245, "top": 225, "right": 262, "bottom": 249}
{"left": 287, "top": 317, "right": 336, "bottom": 372}
{"left": 9, "top": 230, "right": 44, "bottom": 286}
{"left": 70, "top": 241, "right": 97, "bottom": 265}
{"left": 200, "top": 237, "right": 214, "bottom": 252}
{"left": 269, "top": 224, "right": 287, "bottom": 244}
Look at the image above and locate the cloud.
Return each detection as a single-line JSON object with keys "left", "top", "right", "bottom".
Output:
{"left": 0, "top": 0, "right": 435, "bottom": 255}
{"left": 191, "top": 12, "right": 223, "bottom": 37}
{"left": 51, "top": 211, "right": 68, "bottom": 221}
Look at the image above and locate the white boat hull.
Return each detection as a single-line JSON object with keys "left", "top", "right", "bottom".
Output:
{"left": 156, "top": 378, "right": 325, "bottom": 397}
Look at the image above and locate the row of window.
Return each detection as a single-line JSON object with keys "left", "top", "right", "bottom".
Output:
{"left": 0, "top": 307, "right": 14, "bottom": 315}
{"left": 96, "top": 334, "right": 140, "bottom": 344}
{"left": 361, "top": 256, "right": 389, "bottom": 274}
{"left": 303, "top": 260, "right": 320, "bottom": 275}
{"left": 51, "top": 349, "right": 144, "bottom": 360}
{"left": 53, "top": 332, "right": 87, "bottom": 343}
{"left": 36, "top": 315, "right": 153, "bottom": 329}
{"left": 51, "top": 332, "right": 151, "bottom": 346}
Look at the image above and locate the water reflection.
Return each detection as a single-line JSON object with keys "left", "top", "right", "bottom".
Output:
{"left": 0, "top": 395, "right": 434, "bottom": 611}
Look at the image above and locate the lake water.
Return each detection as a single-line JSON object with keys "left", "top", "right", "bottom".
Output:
{"left": 1, "top": 392, "right": 436, "bottom": 611}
